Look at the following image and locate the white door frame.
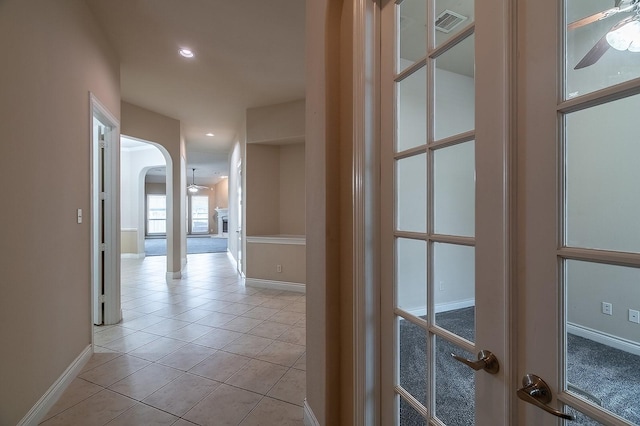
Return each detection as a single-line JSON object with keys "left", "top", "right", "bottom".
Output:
{"left": 90, "top": 93, "right": 121, "bottom": 327}
{"left": 352, "top": 0, "right": 381, "bottom": 425}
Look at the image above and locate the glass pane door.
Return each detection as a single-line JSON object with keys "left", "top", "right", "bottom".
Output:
{"left": 383, "top": 0, "right": 478, "bottom": 424}
{"left": 518, "top": 0, "right": 640, "bottom": 423}
{"left": 190, "top": 195, "right": 209, "bottom": 234}
{"left": 562, "top": 6, "right": 640, "bottom": 420}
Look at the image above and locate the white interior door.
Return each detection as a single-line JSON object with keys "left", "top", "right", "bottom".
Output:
{"left": 91, "top": 94, "right": 120, "bottom": 327}
{"left": 237, "top": 161, "right": 243, "bottom": 275}
{"left": 518, "top": 0, "right": 640, "bottom": 424}
{"left": 380, "top": 0, "right": 510, "bottom": 424}
{"left": 92, "top": 117, "right": 106, "bottom": 325}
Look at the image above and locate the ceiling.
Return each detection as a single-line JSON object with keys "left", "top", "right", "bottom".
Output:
{"left": 85, "top": 0, "right": 306, "bottom": 183}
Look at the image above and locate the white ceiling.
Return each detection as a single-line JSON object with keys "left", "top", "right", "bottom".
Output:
{"left": 85, "top": 0, "right": 306, "bottom": 181}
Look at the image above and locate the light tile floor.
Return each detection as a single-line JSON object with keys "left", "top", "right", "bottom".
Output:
{"left": 41, "top": 253, "right": 306, "bottom": 426}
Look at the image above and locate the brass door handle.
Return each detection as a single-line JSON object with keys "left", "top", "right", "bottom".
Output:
{"left": 451, "top": 350, "right": 499, "bottom": 374}
{"left": 517, "top": 374, "right": 575, "bottom": 420}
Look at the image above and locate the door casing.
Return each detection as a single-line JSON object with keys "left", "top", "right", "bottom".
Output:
{"left": 90, "top": 92, "right": 121, "bottom": 327}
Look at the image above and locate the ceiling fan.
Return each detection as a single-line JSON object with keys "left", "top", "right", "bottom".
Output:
{"left": 570, "top": 0, "right": 640, "bottom": 69}
{"left": 187, "top": 168, "right": 210, "bottom": 193}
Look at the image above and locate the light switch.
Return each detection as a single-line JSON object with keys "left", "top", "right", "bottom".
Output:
{"left": 77, "top": 208, "right": 83, "bottom": 224}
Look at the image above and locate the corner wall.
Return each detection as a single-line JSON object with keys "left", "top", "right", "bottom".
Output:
{"left": 121, "top": 102, "right": 185, "bottom": 276}
{"left": 0, "top": 1, "right": 120, "bottom": 424}
{"left": 306, "top": 0, "right": 346, "bottom": 424}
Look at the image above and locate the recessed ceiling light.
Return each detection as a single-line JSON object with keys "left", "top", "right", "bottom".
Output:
{"left": 206, "top": 133, "right": 215, "bottom": 137}
{"left": 179, "top": 48, "right": 194, "bottom": 58}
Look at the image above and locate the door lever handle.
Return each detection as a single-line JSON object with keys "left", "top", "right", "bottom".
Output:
{"left": 451, "top": 350, "right": 499, "bottom": 374}
{"left": 517, "top": 374, "right": 575, "bottom": 420}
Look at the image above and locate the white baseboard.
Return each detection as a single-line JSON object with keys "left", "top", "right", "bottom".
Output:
{"left": 303, "top": 399, "right": 320, "bottom": 426}
{"left": 121, "top": 253, "right": 145, "bottom": 259}
{"left": 245, "top": 278, "right": 306, "bottom": 294}
{"left": 405, "top": 298, "right": 475, "bottom": 318}
{"left": 226, "top": 250, "right": 237, "bottom": 269}
{"left": 567, "top": 323, "right": 640, "bottom": 356}
{"left": 18, "top": 345, "right": 92, "bottom": 426}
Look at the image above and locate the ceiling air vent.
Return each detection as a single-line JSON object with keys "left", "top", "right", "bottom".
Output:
{"left": 435, "top": 10, "right": 468, "bottom": 33}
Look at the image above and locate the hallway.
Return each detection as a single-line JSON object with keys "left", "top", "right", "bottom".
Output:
{"left": 41, "top": 254, "right": 306, "bottom": 425}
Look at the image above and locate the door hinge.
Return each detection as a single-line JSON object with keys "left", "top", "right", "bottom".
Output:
{"left": 100, "top": 192, "right": 107, "bottom": 200}
{"left": 98, "top": 294, "right": 106, "bottom": 303}
{"left": 99, "top": 141, "right": 106, "bottom": 149}
{"left": 99, "top": 243, "right": 107, "bottom": 251}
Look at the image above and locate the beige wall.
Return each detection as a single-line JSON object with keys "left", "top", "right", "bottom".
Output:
{"left": 305, "top": 0, "right": 347, "bottom": 424}
{"left": 247, "top": 99, "right": 305, "bottom": 144}
{"left": 279, "top": 144, "right": 306, "bottom": 235}
{"left": 121, "top": 229, "right": 138, "bottom": 253}
{"left": 246, "top": 243, "right": 306, "bottom": 283}
{"left": 0, "top": 1, "right": 120, "bottom": 424}
{"left": 215, "top": 179, "right": 229, "bottom": 209}
{"left": 146, "top": 182, "right": 166, "bottom": 195}
{"left": 245, "top": 143, "right": 306, "bottom": 236}
{"left": 246, "top": 144, "right": 281, "bottom": 235}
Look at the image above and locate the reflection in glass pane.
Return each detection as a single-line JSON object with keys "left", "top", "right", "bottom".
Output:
{"left": 565, "top": 0, "right": 640, "bottom": 99}
{"left": 434, "top": 35, "right": 475, "bottom": 140}
{"left": 397, "top": 154, "right": 427, "bottom": 233}
{"left": 434, "top": 141, "right": 475, "bottom": 237}
{"left": 398, "top": 0, "right": 426, "bottom": 73}
{"left": 399, "top": 317, "right": 428, "bottom": 406}
{"left": 433, "top": 243, "right": 475, "bottom": 342}
{"left": 565, "top": 407, "right": 605, "bottom": 426}
{"left": 434, "top": 0, "right": 474, "bottom": 48}
{"left": 397, "top": 238, "right": 427, "bottom": 314}
{"left": 398, "top": 66, "right": 427, "bottom": 152}
{"left": 565, "top": 94, "right": 640, "bottom": 253}
{"left": 565, "top": 260, "right": 640, "bottom": 425}
{"left": 400, "top": 396, "right": 428, "bottom": 426}
{"left": 435, "top": 335, "right": 475, "bottom": 425}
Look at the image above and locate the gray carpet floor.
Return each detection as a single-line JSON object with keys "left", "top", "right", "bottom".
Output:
{"left": 399, "top": 307, "right": 640, "bottom": 425}
{"left": 145, "top": 236, "right": 228, "bottom": 256}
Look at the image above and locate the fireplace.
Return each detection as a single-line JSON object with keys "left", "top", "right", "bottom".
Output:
{"left": 215, "top": 208, "right": 229, "bottom": 236}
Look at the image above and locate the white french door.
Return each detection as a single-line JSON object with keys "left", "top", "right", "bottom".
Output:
{"left": 518, "top": 0, "right": 640, "bottom": 424}
{"left": 380, "top": 0, "right": 510, "bottom": 424}
{"left": 379, "top": 0, "right": 640, "bottom": 424}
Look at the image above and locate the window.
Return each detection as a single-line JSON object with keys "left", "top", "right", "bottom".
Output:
{"left": 190, "top": 195, "right": 209, "bottom": 234}
{"left": 147, "top": 194, "right": 166, "bottom": 235}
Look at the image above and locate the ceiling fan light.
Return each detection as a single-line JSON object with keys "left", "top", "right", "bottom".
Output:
{"left": 606, "top": 21, "right": 640, "bottom": 51}
{"left": 629, "top": 29, "right": 640, "bottom": 52}
{"left": 179, "top": 48, "right": 194, "bottom": 58}
{"left": 606, "top": 28, "right": 632, "bottom": 51}
{"left": 629, "top": 41, "right": 640, "bottom": 52}
{"left": 188, "top": 186, "right": 198, "bottom": 193}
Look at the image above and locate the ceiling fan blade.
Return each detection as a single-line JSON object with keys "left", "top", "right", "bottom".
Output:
{"left": 574, "top": 16, "right": 634, "bottom": 69}
{"left": 568, "top": 7, "right": 620, "bottom": 30}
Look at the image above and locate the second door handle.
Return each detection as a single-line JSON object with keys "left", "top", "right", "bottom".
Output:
{"left": 451, "top": 350, "right": 500, "bottom": 374}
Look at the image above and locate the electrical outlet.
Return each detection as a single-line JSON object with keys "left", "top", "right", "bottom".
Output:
{"left": 439, "top": 281, "right": 445, "bottom": 291}
{"left": 602, "top": 302, "right": 613, "bottom": 316}
{"left": 276, "top": 264, "right": 282, "bottom": 273}
{"left": 629, "top": 309, "right": 640, "bottom": 324}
